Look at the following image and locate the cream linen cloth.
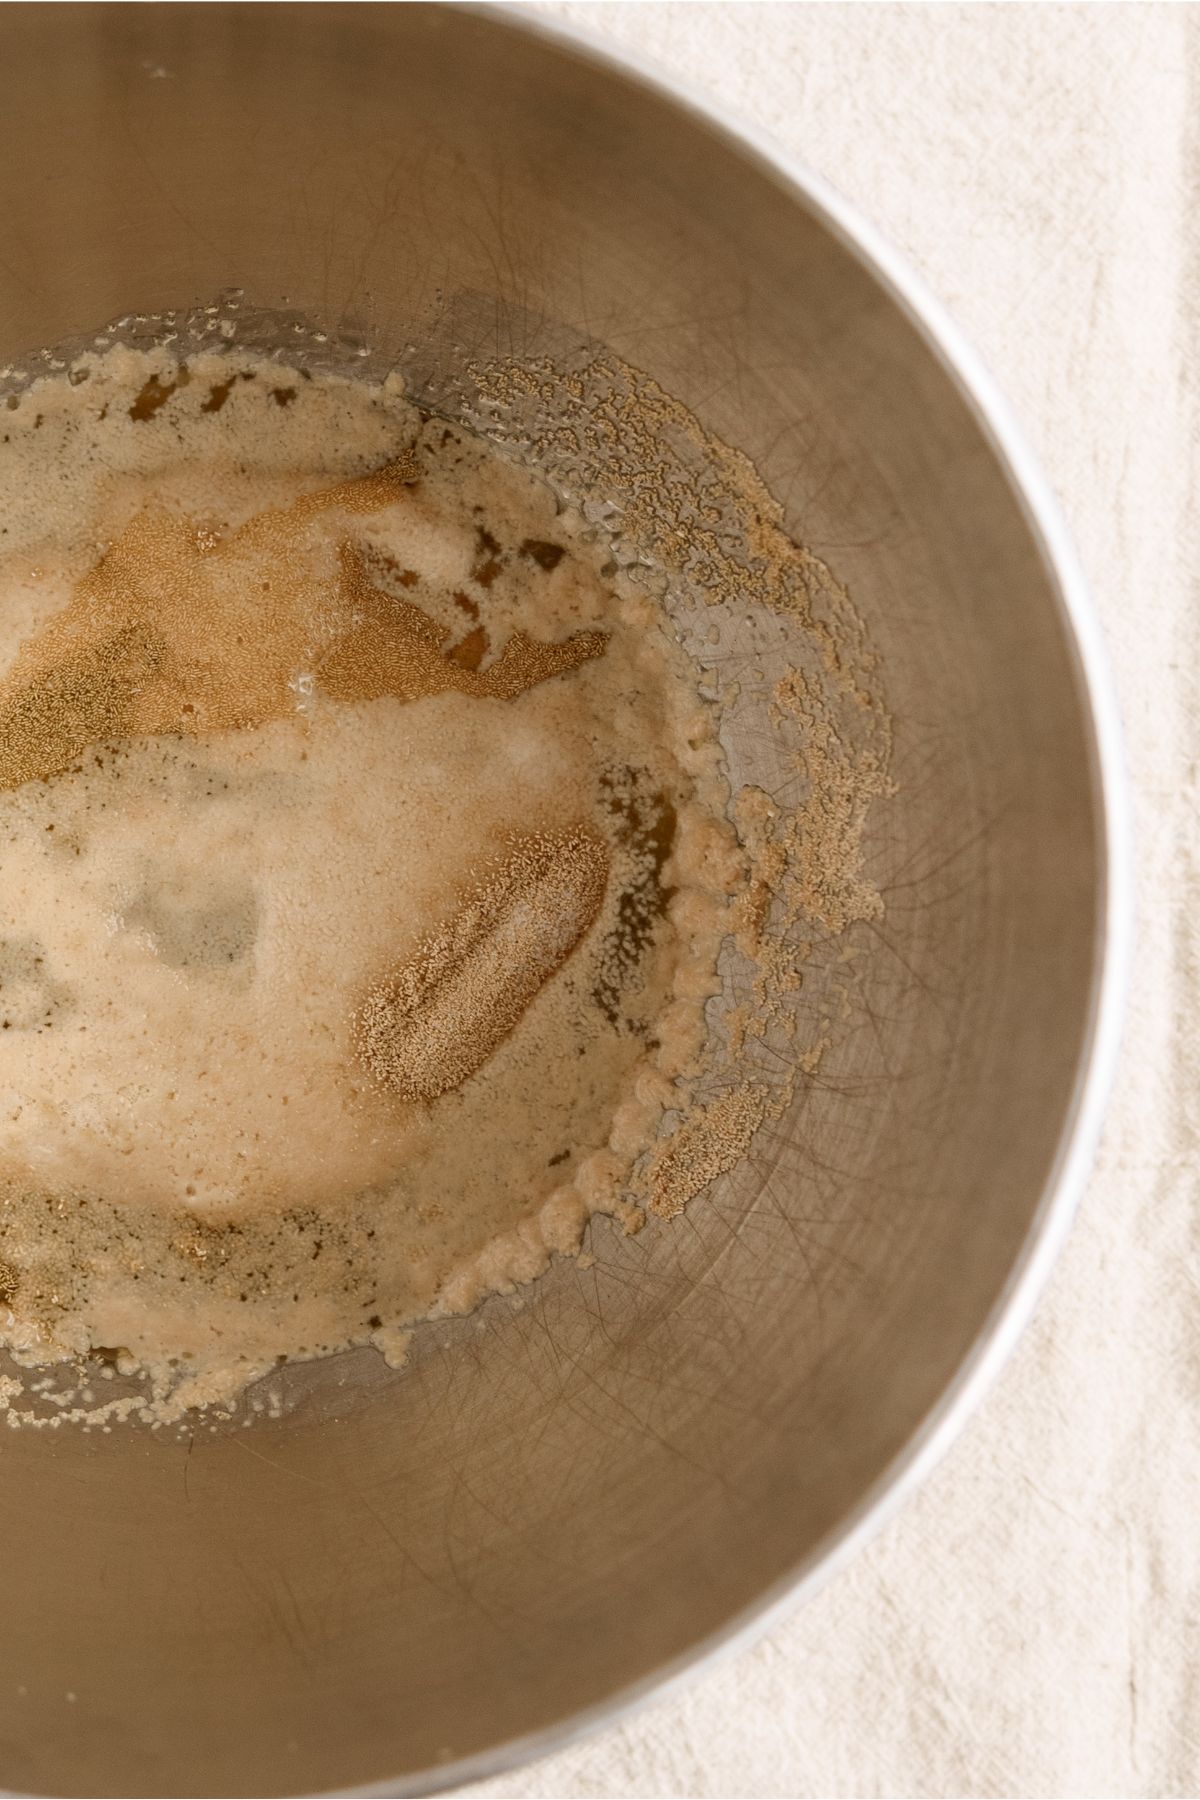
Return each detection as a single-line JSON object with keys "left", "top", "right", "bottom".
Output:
{"left": 463, "top": 5, "right": 1195, "bottom": 1796}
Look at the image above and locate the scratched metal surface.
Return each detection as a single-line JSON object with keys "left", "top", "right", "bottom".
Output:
{"left": 0, "top": 6, "right": 1112, "bottom": 1796}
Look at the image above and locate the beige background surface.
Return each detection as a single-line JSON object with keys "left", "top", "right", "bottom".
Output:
{"left": 460, "top": 5, "right": 1195, "bottom": 1796}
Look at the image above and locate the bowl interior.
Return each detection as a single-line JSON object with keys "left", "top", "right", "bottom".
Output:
{"left": 0, "top": 8, "right": 1109, "bottom": 1795}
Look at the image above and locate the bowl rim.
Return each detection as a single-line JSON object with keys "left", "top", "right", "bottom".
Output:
{"left": 355, "top": 7, "right": 1136, "bottom": 1794}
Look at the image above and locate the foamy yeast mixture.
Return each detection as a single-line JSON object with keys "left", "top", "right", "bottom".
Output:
{"left": 0, "top": 349, "right": 742, "bottom": 1414}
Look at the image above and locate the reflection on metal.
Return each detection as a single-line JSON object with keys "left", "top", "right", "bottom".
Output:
{"left": 0, "top": 5, "right": 1129, "bottom": 1796}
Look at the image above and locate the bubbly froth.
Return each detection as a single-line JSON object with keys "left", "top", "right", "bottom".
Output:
{"left": 0, "top": 347, "right": 738, "bottom": 1416}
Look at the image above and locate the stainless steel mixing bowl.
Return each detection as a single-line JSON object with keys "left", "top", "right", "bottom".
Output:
{"left": 0, "top": 6, "right": 1129, "bottom": 1795}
